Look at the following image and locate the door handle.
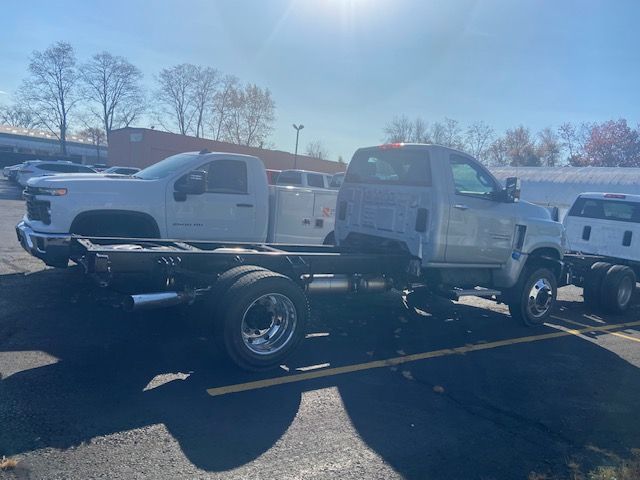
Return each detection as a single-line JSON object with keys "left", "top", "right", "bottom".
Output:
{"left": 453, "top": 204, "right": 469, "bottom": 210}
{"left": 236, "top": 203, "right": 254, "bottom": 208}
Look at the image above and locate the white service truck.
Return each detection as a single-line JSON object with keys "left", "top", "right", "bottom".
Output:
{"left": 18, "top": 144, "right": 566, "bottom": 371}
{"left": 562, "top": 192, "right": 639, "bottom": 313}
{"left": 16, "top": 151, "right": 337, "bottom": 267}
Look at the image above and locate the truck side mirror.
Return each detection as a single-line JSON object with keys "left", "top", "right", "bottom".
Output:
{"left": 504, "top": 177, "right": 521, "bottom": 203}
{"left": 176, "top": 170, "right": 207, "bottom": 195}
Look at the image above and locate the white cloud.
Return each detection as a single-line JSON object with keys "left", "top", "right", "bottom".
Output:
{"left": 0, "top": 90, "right": 7, "bottom": 95}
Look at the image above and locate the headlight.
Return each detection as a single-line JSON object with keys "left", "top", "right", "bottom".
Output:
{"left": 38, "top": 187, "right": 68, "bottom": 196}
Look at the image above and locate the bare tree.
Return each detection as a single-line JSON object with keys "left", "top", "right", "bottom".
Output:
{"left": 537, "top": 127, "right": 561, "bottom": 166}
{"left": 413, "top": 117, "right": 431, "bottom": 143}
{"left": 464, "top": 121, "right": 495, "bottom": 162}
{"left": 557, "top": 122, "right": 579, "bottom": 163}
{"left": 504, "top": 125, "right": 540, "bottom": 166}
{"left": 305, "top": 140, "right": 329, "bottom": 160}
{"left": 0, "top": 102, "right": 41, "bottom": 128}
{"left": 440, "top": 118, "right": 464, "bottom": 149}
{"left": 486, "top": 138, "right": 509, "bottom": 166}
{"left": 383, "top": 115, "right": 414, "bottom": 143}
{"left": 210, "top": 74, "right": 239, "bottom": 141}
{"left": 156, "top": 63, "right": 197, "bottom": 135}
{"left": 383, "top": 115, "right": 431, "bottom": 143}
{"left": 77, "top": 126, "right": 107, "bottom": 160}
{"left": 81, "top": 52, "right": 144, "bottom": 143}
{"left": 19, "top": 41, "right": 79, "bottom": 155}
{"left": 223, "top": 83, "right": 275, "bottom": 147}
{"left": 190, "top": 66, "right": 219, "bottom": 138}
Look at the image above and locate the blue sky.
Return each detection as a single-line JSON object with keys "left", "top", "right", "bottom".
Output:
{"left": 2, "top": 0, "right": 640, "bottom": 160}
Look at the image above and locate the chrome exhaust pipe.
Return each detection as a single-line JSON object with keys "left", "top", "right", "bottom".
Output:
{"left": 123, "top": 291, "right": 193, "bottom": 312}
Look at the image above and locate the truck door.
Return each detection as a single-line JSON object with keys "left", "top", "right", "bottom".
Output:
{"left": 165, "top": 159, "right": 258, "bottom": 241}
{"left": 445, "top": 154, "right": 516, "bottom": 264}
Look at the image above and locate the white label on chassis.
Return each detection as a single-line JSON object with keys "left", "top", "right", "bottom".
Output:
{"left": 172, "top": 223, "right": 204, "bottom": 227}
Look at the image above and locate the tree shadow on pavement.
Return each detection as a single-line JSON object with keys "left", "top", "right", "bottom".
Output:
{"left": 0, "top": 267, "right": 302, "bottom": 472}
{"left": 316, "top": 292, "right": 640, "bottom": 479}
{"left": 1, "top": 269, "right": 639, "bottom": 478}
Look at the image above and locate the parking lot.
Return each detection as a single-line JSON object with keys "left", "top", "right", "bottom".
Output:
{"left": 1, "top": 179, "right": 639, "bottom": 479}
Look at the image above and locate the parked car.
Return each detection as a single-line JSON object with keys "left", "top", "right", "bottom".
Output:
{"left": 276, "top": 169, "right": 332, "bottom": 189}
{"left": 16, "top": 162, "right": 97, "bottom": 187}
{"left": 103, "top": 166, "right": 141, "bottom": 176}
{"left": 16, "top": 151, "right": 337, "bottom": 267}
{"left": 3, "top": 163, "right": 25, "bottom": 181}
{"left": 90, "top": 163, "right": 109, "bottom": 172}
{"left": 7, "top": 160, "right": 71, "bottom": 183}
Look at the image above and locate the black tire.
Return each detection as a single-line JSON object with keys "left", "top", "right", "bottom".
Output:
{"left": 322, "top": 231, "right": 336, "bottom": 246}
{"left": 583, "top": 262, "right": 613, "bottom": 308}
{"left": 601, "top": 265, "right": 636, "bottom": 314}
{"left": 218, "top": 270, "right": 309, "bottom": 371}
{"left": 209, "top": 265, "right": 268, "bottom": 350}
{"left": 508, "top": 267, "right": 557, "bottom": 326}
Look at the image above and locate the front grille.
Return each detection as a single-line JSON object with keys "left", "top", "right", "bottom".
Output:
{"left": 24, "top": 188, "right": 51, "bottom": 225}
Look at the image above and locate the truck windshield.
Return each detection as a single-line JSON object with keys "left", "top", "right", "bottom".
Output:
{"left": 134, "top": 154, "right": 195, "bottom": 180}
{"left": 345, "top": 149, "right": 431, "bottom": 186}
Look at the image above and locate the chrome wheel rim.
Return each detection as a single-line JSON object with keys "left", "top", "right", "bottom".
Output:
{"left": 527, "top": 278, "right": 553, "bottom": 319}
{"left": 241, "top": 293, "right": 297, "bottom": 355}
{"left": 617, "top": 276, "right": 634, "bottom": 308}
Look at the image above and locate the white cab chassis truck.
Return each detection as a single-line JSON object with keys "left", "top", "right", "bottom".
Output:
{"left": 16, "top": 151, "right": 336, "bottom": 268}
{"left": 18, "top": 144, "right": 565, "bottom": 371}
{"left": 562, "top": 192, "right": 639, "bottom": 313}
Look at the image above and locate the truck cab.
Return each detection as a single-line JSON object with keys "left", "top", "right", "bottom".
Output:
{"left": 335, "top": 144, "right": 565, "bottom": 324}
{"left": 564, "top": 192, "right": 640, "bottom": 263}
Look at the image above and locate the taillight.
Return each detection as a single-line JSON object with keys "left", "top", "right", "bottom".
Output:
{"left": 379, "top": 143, "right": 404, "bottom": 150}
{"left": 604, "top": 193, "right": 626, "bottom": 199}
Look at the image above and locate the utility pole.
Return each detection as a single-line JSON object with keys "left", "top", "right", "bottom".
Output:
{"left": 293, "top": 124, "right": 304, "bottom": 169}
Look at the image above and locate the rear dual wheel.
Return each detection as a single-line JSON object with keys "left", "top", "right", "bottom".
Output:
{"left": 213, "top": 268, "right": 309, "bottom": 371}
{"left": 584, "top": 263, "right": 636, "bottom": 314}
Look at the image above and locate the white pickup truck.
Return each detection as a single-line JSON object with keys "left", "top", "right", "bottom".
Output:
{"left": 57, "top": 144, "right": 566, "bottom": 371}
{"left": 562, "top": 192, "right": 639, "bottom": 312}
{"left": 16, "top": 151, "right": 337, "bottom": 267}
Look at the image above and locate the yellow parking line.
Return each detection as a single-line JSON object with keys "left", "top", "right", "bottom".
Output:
{"left": 206, "top": 319, "right": 640, "bottom": 397}
{"left": 554, "top": 317, "right": 640, "bottom": 344}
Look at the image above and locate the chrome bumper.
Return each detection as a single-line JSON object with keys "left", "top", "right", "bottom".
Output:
{"left": 15, "top": 221, "right": 72, "bottom": 267}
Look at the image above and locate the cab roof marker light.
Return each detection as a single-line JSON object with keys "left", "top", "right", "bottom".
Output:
{"left": 379, "top": 143, "right": 405, "bottom": 150}
{"left": 604, "top": 193, "right": 626, "bottom": 199}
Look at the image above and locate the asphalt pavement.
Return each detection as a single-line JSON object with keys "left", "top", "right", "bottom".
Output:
{"left": 1, "top": 179, "right": 639, "bottom": 480}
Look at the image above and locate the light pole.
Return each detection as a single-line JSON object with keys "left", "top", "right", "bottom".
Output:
{"left": 293, "top": 124, "right": 304, "bottom": 169}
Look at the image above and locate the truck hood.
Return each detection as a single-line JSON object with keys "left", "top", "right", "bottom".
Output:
{"left": 26, "top": 173, "right": 160, "bottom": 197}
{"left": 27, "top": 173, "right": 131, "bottom": 186}
{"left": 516, "top": 200, "right": 554, "bottom": 221}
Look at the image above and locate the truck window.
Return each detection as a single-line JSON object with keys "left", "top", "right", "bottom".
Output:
{"left": 345, "top": 149, "right": 431, "bottom": 186}
{"left": 307, "top": 173, "right": 324, "bottom": 188}
{"left": 450, "top": 155, "right": 498, "bottom": 198}
{"left": 207, "top": 160, "right": 248, "bottom": 194}
{"left": 278, "top": 171, "right": 303, "bottom": 186}
{"left": 568, "top": 198, "right": 640, "bottom": 223}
